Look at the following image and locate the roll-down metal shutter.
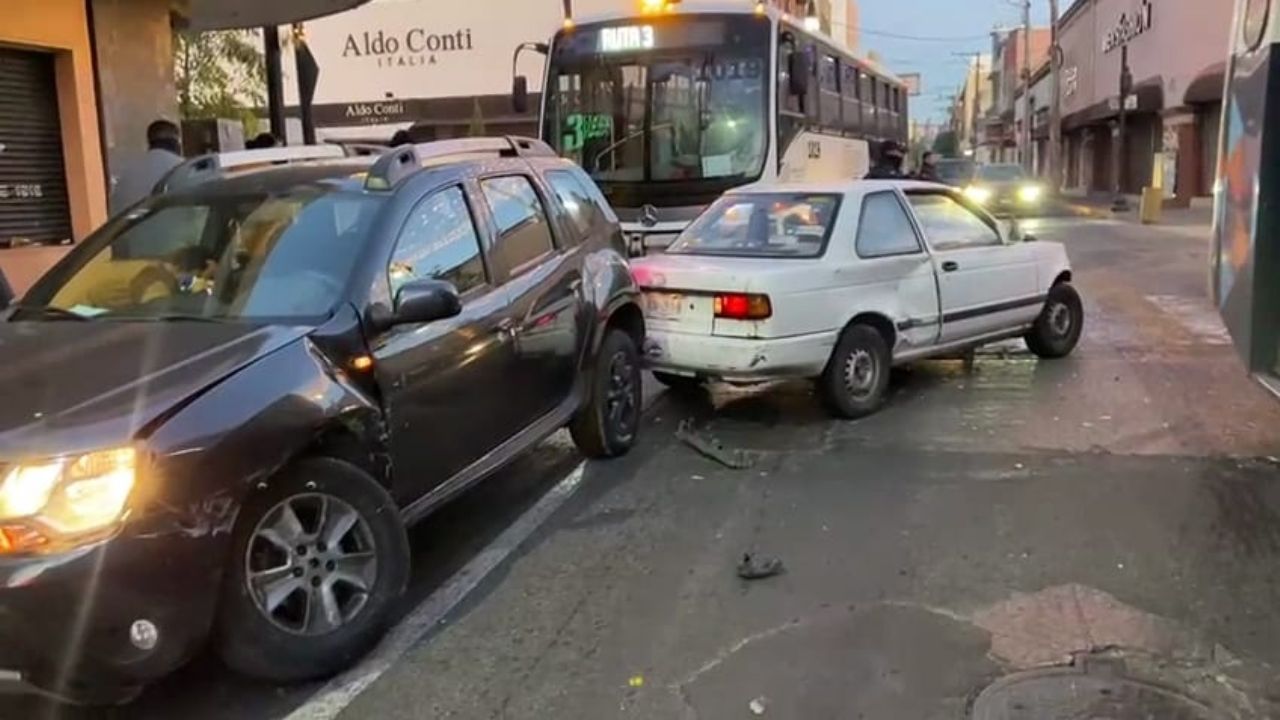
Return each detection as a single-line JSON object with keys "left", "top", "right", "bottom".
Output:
{"left": 0, "top": 47, "right": 72, "bottom": 246}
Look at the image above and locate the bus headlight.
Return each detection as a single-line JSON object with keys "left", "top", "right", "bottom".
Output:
{"left": 0, "top": 448, "right": 137, "bottom": 544}
{"left": 964, "top": 186, "right": 993, "bottom": 204}
{"left": 1018, "top": 185, "right": 1044, "bottom": 203}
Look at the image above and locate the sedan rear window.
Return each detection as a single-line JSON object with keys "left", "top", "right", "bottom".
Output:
{"left": 666, "top": 193, "right": 840, "bottom": 258}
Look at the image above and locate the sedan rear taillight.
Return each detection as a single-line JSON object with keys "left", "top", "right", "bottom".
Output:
{"left": 714, "top": 293, "right": 772, "bottom": 320}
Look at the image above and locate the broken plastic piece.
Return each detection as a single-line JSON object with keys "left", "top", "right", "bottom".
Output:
{"left": 676, "top": 419, "right": 754, "bottom": 469}
{"left": 738, "top": 553, "right": 784, "bottom": 580}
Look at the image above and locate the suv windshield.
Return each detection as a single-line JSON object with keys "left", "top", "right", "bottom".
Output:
{"left": 19, "top": 189, "right": 384, "bottom": 322}
{"left": 667, "top": 193, "right": 840, "bottom": 258}
{"left": 977, "top": 164, "right": 1027, "bottom": 182}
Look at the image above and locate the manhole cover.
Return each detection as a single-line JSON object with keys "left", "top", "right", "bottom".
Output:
{"left": 971, "top": 657, "right": 1221, "bottom": 720}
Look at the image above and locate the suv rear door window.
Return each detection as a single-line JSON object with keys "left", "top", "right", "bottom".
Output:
{"left": 389, "top": 186, "right": 487, "bottom": 297}
{"left": 546, "top": 170, "right": 604, "bottom": 241}
{"left": 480, "top": 176, "right": 556, "bottom": 274}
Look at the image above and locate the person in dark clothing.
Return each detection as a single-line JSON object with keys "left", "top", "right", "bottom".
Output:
{"left": 246, "top": 133, "right": 278, "bottom": 150}
{"left": 865, "top": 140, "right": 907, "bottom": 179}
{"left": 389, "top": 130, "right": 413, "bottom": 147}
{"left": 916, "top": 151, "right": 942, "bottom": 182}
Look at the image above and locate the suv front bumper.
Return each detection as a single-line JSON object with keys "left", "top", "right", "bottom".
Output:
{"left": 0, "top": 529, "right": 225, "bottom": 703}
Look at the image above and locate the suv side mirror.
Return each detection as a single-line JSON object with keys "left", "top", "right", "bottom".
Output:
{"left": 392, "top": 279, "right": 462, "bottom": 326}
{"left": 0, "top": 269, "right": 13, "bottom": 310}
{"left": 787, "top": 52, "right": 810, "bottom": 97}
{"left": 513, "top": 75, "right": 530, "bottom": 114}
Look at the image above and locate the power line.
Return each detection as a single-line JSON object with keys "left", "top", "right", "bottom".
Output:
{"left": 827, "top": 20, "right": 993, "bottom": 43}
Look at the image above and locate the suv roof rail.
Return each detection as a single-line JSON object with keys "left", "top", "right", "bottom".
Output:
{"left": 155, "top": 145, "right": 349, "bottom": 194}
{"left": 365, "top": 136, "right": 558, "bottom": 190}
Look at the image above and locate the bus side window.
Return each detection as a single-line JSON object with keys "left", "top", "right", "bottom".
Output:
{"left": 842, "top": 64, "right": 861, "bottom": 134}
{"left": 820, "top": 53, "right": 842, "bottom": 132}
{"left": 804, "top": 43, "right": 820, "bottom": 124}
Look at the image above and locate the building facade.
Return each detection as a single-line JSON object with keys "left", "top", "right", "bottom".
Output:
{"left": 951, "top": 54, "right": 994, "bottom": 157}
{"left": 0, "top": 0, "right": 370, "bottom": 293}
{"left": 983, "top": 27, "right": 1052, "bottom": 165}
{"left": 1057, "top": 0, "right": 1233, "bottom": 202}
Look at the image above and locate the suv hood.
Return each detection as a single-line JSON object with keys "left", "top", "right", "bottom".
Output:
{"left": 0, "top": 322, "right": 310, "bottom": 458}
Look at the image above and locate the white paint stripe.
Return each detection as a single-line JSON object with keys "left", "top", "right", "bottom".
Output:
{"left": 283, "top": 461, "right": 588, "bottom": 720}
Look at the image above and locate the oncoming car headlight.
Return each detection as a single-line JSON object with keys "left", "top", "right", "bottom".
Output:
{"left": 964, "top": 186, "right": 993, "bottom": 204}
{"left": 1018, "top": 185, "right": 1044, "bottom": 203}
{"left": 0, "top": 448, "right": 137, "bottom": 550}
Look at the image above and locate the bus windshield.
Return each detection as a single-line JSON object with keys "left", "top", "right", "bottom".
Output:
{"left": 543, "top": 16, "right": 770, "bottom": 186}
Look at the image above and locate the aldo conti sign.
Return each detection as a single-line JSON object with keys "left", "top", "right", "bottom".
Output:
{"left": 341, "top": 28, "right": 475, "bottom": 68}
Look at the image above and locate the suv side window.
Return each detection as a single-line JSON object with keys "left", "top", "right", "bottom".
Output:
{"left": 906, "top": 192, "right": 1002, "bottom": 251}
{"left": 480, "top": 175, "right": 556, "bottom": 275}
{"left": 546, "top": 169, "right": 608, "bottom": 241}
{"left": 389, "top": 186, "right": 487, "bottom": 297}
{"left": 855, "top": 191, "right": 922, "bottom": 258}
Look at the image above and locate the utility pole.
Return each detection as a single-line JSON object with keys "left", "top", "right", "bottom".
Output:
{"left": 1113, "top": 43, "right": 1133, "bottom": 211}
{"left": 1048, "top": 0, "right": 1062, "bottom": 191}
{"left": 1020, "top": 0, "right": 1032, "bottom": 172}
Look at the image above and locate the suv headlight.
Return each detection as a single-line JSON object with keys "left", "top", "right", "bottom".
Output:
{"left": 1018, "top": 185, "right": 1044, "bottom": 203}
{"left": 0, "top": 448, "right": 137, "bottom": 545}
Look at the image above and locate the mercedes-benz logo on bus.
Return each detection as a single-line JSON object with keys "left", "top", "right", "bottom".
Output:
{"left": 639, "top": 204, "right": 659, "bottom": 228}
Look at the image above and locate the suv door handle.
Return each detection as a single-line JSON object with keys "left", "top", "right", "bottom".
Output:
{"left": 941, "top": 260, "right": 960, "bottom": 272}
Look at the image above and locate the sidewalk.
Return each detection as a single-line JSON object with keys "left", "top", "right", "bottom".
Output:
{"left": 1062, "top": 192, "right": 1213, "bottom": 228}
{"left": 0, "top": 245, "right": 70, "bottom": 297}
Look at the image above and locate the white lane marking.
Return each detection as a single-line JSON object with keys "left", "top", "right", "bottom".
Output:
{"left": 284, "top": 461, "right": 588, "bottom": 720}
{"left": 1145, "top": 294, "right": 1232, "bottom": 345}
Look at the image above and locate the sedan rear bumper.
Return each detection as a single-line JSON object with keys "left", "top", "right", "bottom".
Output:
{"left": 643, "top": 329, "right": 837, "bottom": 381}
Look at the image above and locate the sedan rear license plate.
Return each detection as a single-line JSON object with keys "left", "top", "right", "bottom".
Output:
{"left": 645, "top": 292, "right": 685, "bottom": 319}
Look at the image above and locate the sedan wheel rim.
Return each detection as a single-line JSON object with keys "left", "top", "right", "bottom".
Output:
{"left": 246, "top": 493, "right": 378, "bottom": 636}
{"left": 843, "top": 348, "right": 878, "bottom": 400}
{"left": 605, "top": 350, "right": 639, "bottom": 441}
{"left": 1048, "top": 301, "right": 1073, "bottom": 338}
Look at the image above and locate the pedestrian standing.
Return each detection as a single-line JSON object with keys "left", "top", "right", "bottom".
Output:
{"left": 865, "top": 140, "right": 907, "bottom": 179}
{"left": 110, "top": 119, "right": 184, "bottom": 215}
{"left": 916, "top": 151, "right": 942, "bottom": 182}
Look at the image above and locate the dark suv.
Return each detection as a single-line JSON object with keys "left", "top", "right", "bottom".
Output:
{"left": 0, "top": 137, "right": 644, "bottom": 703}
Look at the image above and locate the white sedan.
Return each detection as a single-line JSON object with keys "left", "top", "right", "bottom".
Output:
{"left": 631, "top": 180, "right": 1082, "bottom": 418}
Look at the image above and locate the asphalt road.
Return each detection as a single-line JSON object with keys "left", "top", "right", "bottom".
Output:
{"left": 8, "top": 213, "right": 1280, "bottom": 719}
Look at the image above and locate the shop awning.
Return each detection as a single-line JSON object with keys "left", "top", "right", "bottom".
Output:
{"left": 1062, "top": 79, "right": 1164, "bottom": 131}
{"left": 1185, "top": 62, "right": 1227, "bottom": 105}
{"left": 183, "top": 0, "right": 373, "bottom": 30}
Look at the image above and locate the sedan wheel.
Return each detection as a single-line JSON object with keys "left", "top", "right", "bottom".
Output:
{"left": 1026, "top": 283, "right": 1084, "bottom": 359}
{"left": 820, "top": 324, "right": 891, "bottom": 419}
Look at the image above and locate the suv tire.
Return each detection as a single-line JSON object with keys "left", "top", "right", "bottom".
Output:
{"left": 820, "top": 324, "right": 891, "bottom": 419}
{"left": 1026, "top": 282, "right": 1083, "bottom": 359}
{"left": 216, "top": 457, "right": 409, "bottom": 682}
{"left": 571, "top": 328, "right": 641, "bottom": 458}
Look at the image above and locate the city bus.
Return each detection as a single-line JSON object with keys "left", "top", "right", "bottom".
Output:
{"left": 513, "top": 1, "right": 909, "bottom": 254}
{"left": 1212, "top": 0, "right": 1279, "bottom": 396}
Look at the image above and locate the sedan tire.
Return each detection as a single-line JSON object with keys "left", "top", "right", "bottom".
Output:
{"left": 820, "top": 324, "right": 891, "bottom": 419}
{"left": 1025, "top": 282, "right": 1084, "bottom": 359}
{"left": 571, "top": 328, "right": 642, "bottom": 458}
{"left": 215, "top": 457, "right": 409, "bottom": 682}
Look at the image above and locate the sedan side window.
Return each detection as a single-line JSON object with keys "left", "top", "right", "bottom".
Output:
{"left": 389, "top": 186, "right": 487, "bottom": 297}
{"left": 480, "top": 175, "right": 556, "bottom": 276}
{"left": 855, "top": 191, "right": 922, "bottom": 258}
{"left": 906, "top": 192, "right": 1002, "bottom": 251}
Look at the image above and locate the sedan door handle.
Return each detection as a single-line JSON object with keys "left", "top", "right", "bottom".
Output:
{"left": 496, "top": 318, "right": 518, "bottom": 336}
{"left": 941, "top": 260, "right": 960, "bottom": 272}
